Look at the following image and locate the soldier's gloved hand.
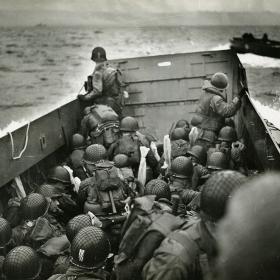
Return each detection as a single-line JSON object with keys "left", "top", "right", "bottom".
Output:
{"left": 238, "top": 87, "right": 248, "bottom": 98}
{"left": 78, "top": 94, "right": 86, "bottom": 101}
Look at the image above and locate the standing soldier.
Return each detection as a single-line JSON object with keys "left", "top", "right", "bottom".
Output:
{"left": 143, "top": 170, "right": 247, "bottom": 280}
{"left": 216, "top": 173, "right": 280, "bottom": 280}
{"left": 191, "top": 72, "right": 246, "bottom": 150}
{"left": 78, "top": 47, "right": 127, "bottom": 117}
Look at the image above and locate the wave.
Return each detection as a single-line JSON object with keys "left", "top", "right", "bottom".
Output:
{"left": 0, "top": 119, "right": 28, "bottom": 138}
{"left": 238, "top": 53, "right": 280, "bottom": 68}
{"left": 251, "top": 98, "right": 280, "bottom": 131}
{"left": 211, "top": 43, "right": 230, "bottom": 51}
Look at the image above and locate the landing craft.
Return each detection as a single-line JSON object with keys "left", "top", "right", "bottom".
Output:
{"left": 0, "top": 50, "right": 280, "bottom": 200}
{"left": 230, "top": 33, "right": 280, "bottom": 59}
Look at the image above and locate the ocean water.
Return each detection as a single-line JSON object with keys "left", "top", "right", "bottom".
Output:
{"left": 0, "top": 25, "right": 280, "bottom": 134}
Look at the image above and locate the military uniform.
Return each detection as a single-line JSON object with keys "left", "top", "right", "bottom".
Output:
{"left": 80, "top": 62, "right": 125, "bottom": 117}
{"left": 142, "top": 220, "right": 216, "bottom": 280}
{"left": 191, "top": 73, "right": 242, "bottom": 149}
{"left": 48, "top": 265, "right": 110, "bottom": 280}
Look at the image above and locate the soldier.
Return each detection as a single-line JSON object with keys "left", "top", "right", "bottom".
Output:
{"left": 47, "top": 166, "right": 76, "bottom": 197}
{"left": 170, "top": 128, "right": 190, "bottom": 159}
{"left": 216, "top": 173, "right": 280, "bottom": 280}
{"left": 114, "top": 181, "right": 183, "bottom": 280}
{"left": 36, "top": 183, "right": 79, "bottom": 226}
{"left": 143, "top": 170, "right": 247, "bottom": 280}
{"left": 3, "top": 246, "right": 42, "bottom": 280}
{"left": 12, "top": 193, "right": 64, "bottom": 248}
{"left": 217, "top": 126, "right": 246, "bottom": 173}
{"left": 78, "top": 47, "right": 126, "bottom": 117}
{"left": 0, "top": 218, "right": 12, "bottom": 256}
{"left": 67, "top": 133, "right": 87, "bottom": 181}
{"left": 168, "top": 156, "right": 194, "bottom": 215}
{"left": 78, "top": 144, "right": 128, "bottom": 253}
{"left": 144, "top": 179, "right": 171, "bottom": 201}
{"left": 186, "top": 145, "right": 209, "bottom": 190}
{"left": 174, "top": 119, "right": 190, "bottom": 134}
{"left": 113, "top": 154, "right": 144, "bottom": 198}
{"left": 48, "top": 226, "right": 111, "bottom": 280}
{"left": 107, "top": 116, "right": 158, "bottom": 177}
{"left": 51, "top": 213, "right": 102, "bottom": 275}
{"left": 191, "top": 72, "right": 246, "bottom": 150}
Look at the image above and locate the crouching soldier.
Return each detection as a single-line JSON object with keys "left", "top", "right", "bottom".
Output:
{"left": 113, "top": 154, "right": 144, "bottom": 198}
{"left": 114, "top": 179, "right": 183, "bottom": 280}
{"left": 12, "top": 193, "right": 64, "bottom": 248}
{"left": 48, "top": 226, "right": 111, "bottom": 280}
{"left": 186, "top": 145, "right": 209, "bottom": 190}
{"left": 107, "top": 116, "right": 159, "bottom": 179}
{"left": 78, "top": 144, "right": 129, "bottom": 252}
{"left": 142, "top": 170, "right": 247, "bottom": 280}
{"left": 67, "top": 133, "right": 87, "bottom": 181}
{"left": 3, "top": 246, "right": 42, "bottom": 280}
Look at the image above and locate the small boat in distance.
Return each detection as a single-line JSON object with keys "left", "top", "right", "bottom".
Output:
{"left": 230, "top": 33, "right": 280, "bottom": 59}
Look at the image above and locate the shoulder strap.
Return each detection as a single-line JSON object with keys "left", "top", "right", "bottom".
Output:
{"left": 168, "top": 229, "right": 201, "bottom": 264}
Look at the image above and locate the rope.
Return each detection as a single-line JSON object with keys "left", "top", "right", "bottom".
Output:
{"left": 8, "top": 122, "right": 30, "bottom": 160}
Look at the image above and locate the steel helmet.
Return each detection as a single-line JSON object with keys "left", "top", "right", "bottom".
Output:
{"left": 70, "top": 226, "right": 110, "bottom": 269}
{"left": 175, "top": 119, "right": 190, "bottom": 129}
{"left": 207, "top": 151, "right": 229, "bottom": 171}
{"left": 171, "top": 156, "right": 193, "bottom": 179}
{"left": 83, "top": 144, "right": 107, "bottom": 164}
{"left": 66, "top": 214, "right": 93, "bottom": 242}
{"left": 211, "top": 72, "right": 228, "bottom": 90}
{"left": 36, "top": 183, "right": 61, "bottom": 198}
{"left": 20, "top": 193, "right": 49, "bottom": 221}
{"left": 217, "top": 173, "right": 280, "bottom": 280}
{"left": 3, "top": 246, "right": 41, "bottom": 280}
{"left": 0, "top": 218, "right": 12, "bottom": 248}
{"left": 72, "top": 133, "right": 86, "bottom": 149}
{"left": 48, "top": 166, "right": 71, "bottom": 184}
{"left": 200, "top": 170, "right": 247, "bottom": 222}
{"left": 113, "top": 154, "right": 129, "bottom": 168}
{"left": 91, "top": 47, "right": 107, "bottom": 62}
{"left": 144, "top": 179, "right": 171, "bottom": 201}
{"left": 186, "top": 145, "right": 207, "bottom": 165}
{"left": 218, "top": 126, "right": 237, "bottom": 143}
{"left": 170, "top": 128, "right": 188, "bottom": 141}
{"left": 120, "top": 116, "right": 139, "bottom": 132}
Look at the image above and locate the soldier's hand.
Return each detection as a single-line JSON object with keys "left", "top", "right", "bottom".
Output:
{"left": 238, "top": 87, "right": 248, "bottom": 98}
{"left": 78, "top": 94, "right": 86, "bottom": 101}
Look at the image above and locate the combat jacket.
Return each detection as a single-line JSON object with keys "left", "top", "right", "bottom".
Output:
{"left": 47, "top": 264, "right": 110, "bottom": 280}
{"left": 142, "top": 220, "right": 217, "bottom": 280}
{"left": 192, "top": 88, "right": 240, "bottom": 143}
{"left": 81, "top": 63, "right": 124, "bottom": 116}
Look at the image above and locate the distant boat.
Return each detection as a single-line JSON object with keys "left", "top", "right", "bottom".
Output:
{"left": 230, "top": 33, "right": 280, "bottom": 59}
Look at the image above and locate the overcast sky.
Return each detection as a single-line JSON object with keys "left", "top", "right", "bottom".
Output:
{"left": 0, "top": 0, "right": 279, "bottom": 13}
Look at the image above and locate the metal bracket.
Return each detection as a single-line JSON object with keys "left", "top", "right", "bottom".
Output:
{"left": 40, "top": 134, "right": 47, "bottom": 150}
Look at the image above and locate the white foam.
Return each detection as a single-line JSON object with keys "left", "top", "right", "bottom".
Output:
{"left": 211, "top": 43, "right": 230, "bottom": 51}
{"left": 251, "top": 98, "right": 280, "bottom": 130}
{"left": 0, "top": 120, "right": 28, "bottom": 138}
{"left": 238, "top": 53, "right": 280, "bottom": 68}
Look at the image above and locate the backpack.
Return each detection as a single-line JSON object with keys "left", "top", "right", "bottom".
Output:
{"left": 83, "top": 104, "right": 120, "bottom": 145}
{"left": 115, "top": 135, "right": 141, "bottom": 167}
{"left": 103, "top": 67, "right": 125, "bottom": 98}
{"left": 171, "top": 139, "right": 190, "bottom": 159}
{"left": 93, "top": 162, "right": 127, "bottom": 214}
{"left": 114, "top": 196, "right": 184, "bottom": 280}
{"left": 143, "top": 220, "right": 213, "bottom": 280}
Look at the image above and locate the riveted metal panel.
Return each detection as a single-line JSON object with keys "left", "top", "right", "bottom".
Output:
{"left": 112, "top": 50, "right": 235, "bottom": 140}
{"left": 0, "top": 99, "right": 81, "bottom": 187}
